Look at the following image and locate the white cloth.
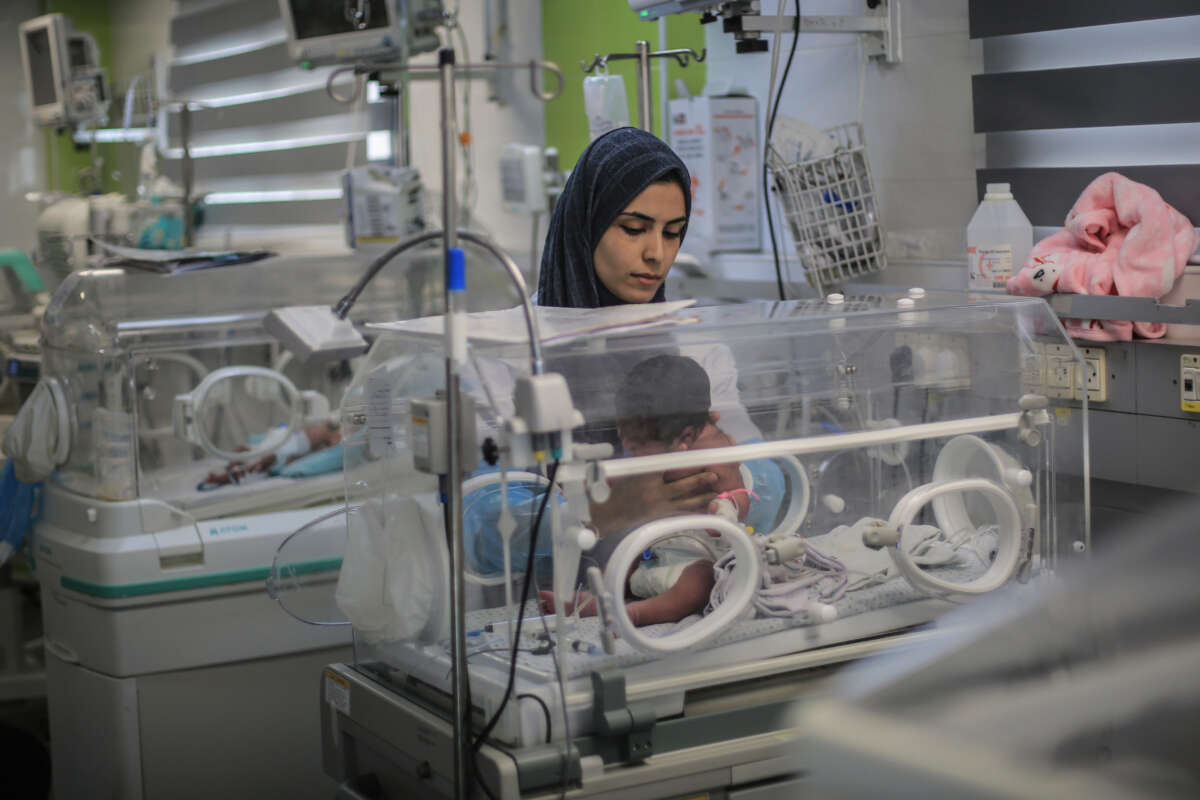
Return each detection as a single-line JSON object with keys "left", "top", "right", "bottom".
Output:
{"left": 335, "top": 494, "right": 447, "bottom": 643}
{"left": 806, "top": 518, "right": 962, "bottom": 592}
{"left": 2, "top": 379, "right": 66, "bottom": 483}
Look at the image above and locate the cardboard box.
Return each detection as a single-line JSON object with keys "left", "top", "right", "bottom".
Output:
{"left": 669, "top": 95, "right": 761, "bottom": 253}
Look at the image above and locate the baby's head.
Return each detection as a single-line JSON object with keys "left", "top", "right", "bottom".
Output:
{"left": 616, "top": 355, "right": 750, "bottom": 520}
{"left": 615, "top": 354, "right": 713, "bottom": 455}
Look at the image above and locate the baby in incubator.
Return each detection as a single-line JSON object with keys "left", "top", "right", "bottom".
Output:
{"left": 200, "top": 421, "right": 342, "bottom": 489}
{"left": 541, "top": 354, "right": 754, "bottom": 626}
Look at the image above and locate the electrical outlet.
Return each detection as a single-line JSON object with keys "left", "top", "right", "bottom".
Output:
{"left": 1043, "top": 343, "right": 1075, "bottom": 400}
{"left": 1076, "top": 346, "right": 1107, "bottom": 403}
{"left": 1182, "top": 354, "right": 1200, "bottom": 413}
{"left": 1020, "top": 341, "right": 1045, "bottom": 394}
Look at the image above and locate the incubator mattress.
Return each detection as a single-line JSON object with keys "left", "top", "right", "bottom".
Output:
{"left": 461, "top": 545, "right": 996, "bottom": 680}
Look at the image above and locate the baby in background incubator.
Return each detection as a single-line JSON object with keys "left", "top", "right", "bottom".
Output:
{"left": 542, "top": 354, "right": 756, "bottom": 627}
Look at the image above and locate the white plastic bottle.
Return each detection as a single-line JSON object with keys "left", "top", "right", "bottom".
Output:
{"left": 966, "top": 183, "right": 1033, "bottom": 292}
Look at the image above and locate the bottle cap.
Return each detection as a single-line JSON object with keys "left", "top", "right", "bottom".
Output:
{"left": 984, "top": 183, "right": 1014, "bottom": 200}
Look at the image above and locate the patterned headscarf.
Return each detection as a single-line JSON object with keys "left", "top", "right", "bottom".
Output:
{"left": 536, "top": 127, "right": 691, "bottom": 308}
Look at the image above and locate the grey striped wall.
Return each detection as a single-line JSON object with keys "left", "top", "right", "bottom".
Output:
{"left": 969, "top": 3, "right": 1200, "bottom": 238}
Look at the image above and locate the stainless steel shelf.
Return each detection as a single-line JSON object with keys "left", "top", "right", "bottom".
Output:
{"left": 1048, "top": 293, "right": 1200, "bottom": 325}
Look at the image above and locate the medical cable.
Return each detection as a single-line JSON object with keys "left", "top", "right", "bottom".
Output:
{"left": 764, "top": 0, "right": 788, "bottom": 138}
{"left": 856, "top": 33, "right": 867, "bottom": 126}
{"left": 332, "top": 227, "right": 545, "bottom": 375}
{"left": 471, "top": 459, "right": 559, "bottom": 753}
{"left": 461, "top": 469, "right": 557, "bottom": 649}
{"left": 325, "top": 64, "right": 364, "bottom": 104}
{"left": 763, "top": 0, "right": 801, "bottom": 301}
{"left": 469, "top": 459, "right": 558, "bottom": 800}
{"left": 529, "top": 565, "right": 574, "bottom": 800}
{"left": 516, "top": 693, "right": 553, "bottom": 744}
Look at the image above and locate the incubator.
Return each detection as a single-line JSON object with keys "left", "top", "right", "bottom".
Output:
{"left": 21, "top": 247, "right": 517, "bottom": 800}
{"left": 316, "top": 290, "right": 1089, "bottom": 799}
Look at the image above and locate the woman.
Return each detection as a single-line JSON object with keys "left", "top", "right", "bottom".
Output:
{"left": 537, "top": 126, "right": 692, "bottom": 308}
{"left": 535, "top": 127, "right": 722, "bottom": 537}
{"left": 465, "top": 128, "right": 785, "bottom": 580}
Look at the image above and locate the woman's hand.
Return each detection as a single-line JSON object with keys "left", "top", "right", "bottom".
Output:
{"left": 589, "top": 469, "right": 719, "bottom": 537}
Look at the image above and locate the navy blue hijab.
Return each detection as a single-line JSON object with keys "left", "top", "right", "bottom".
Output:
{"left": 536, "top": 127, "right": 691, "bottom": 308}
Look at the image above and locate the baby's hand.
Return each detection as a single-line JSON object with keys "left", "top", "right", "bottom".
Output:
{"left": 538, "top": 590, "right": 598, "bottom": 617}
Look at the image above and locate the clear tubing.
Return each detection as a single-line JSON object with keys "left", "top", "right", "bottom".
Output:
{"left": 332, "top": 228, "right": 544, "bottom": 376}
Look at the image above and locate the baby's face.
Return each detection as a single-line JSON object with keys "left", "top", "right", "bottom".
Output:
{"left": 624, "top": 422, "right": 750, "bottom": 519}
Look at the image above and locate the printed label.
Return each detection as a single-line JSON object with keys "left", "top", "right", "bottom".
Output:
{"left": 324, "top": 671, "right": 350, "bottom": 715}
{"left": 968, "top": 244, "right": 1013, "bottom": 290}
{"left": 1054, "top": 407, "right": 1072, "bottom": 426}
{"left": 366, "top": 371, "right": 393, "bottom": 459}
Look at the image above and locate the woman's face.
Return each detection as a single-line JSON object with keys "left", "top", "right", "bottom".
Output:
{"left": 593, "top": 181, "right": 687, "bottom": 303}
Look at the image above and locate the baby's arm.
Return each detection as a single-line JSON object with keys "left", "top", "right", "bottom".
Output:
{"left": 623, "top": 560, "right": 715, "bottom": 626}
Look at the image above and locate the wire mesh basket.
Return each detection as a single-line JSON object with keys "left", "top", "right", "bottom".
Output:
{"left": 767, "top": 123, "right": 886, "bottom": 291}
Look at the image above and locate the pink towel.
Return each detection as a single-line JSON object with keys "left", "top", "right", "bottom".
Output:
{"left": 1006, "top": 172, "right": 1198, "bottom": 341}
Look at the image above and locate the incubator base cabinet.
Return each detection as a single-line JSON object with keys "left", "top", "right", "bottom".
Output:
{"left": 16, "top": 252, "right": 516, "bottom": 798}
{"left": 316, "top": 292, "right": 1088, "bottom": 798}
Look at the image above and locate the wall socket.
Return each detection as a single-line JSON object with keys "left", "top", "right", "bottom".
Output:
{"left": 1022, "top": 341, "right": 1106, "bottom": 403}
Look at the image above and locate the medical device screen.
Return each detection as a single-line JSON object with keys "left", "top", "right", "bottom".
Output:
{"left": 25, "top": 29, "right": 58, "bottom": 108}
{"left": 68, "top": 36, "right": 90, "bottom": 70}
{"left": 287, "top": 0, "right": 391, "bottom": 40}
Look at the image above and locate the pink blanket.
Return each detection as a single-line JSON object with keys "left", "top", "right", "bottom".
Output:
{"left": 1006, "top": 172, "right": 1198, "bottom": 341}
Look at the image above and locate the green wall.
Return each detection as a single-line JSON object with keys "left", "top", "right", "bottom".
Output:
{"left": 542, "top": 1, "right": 706, "bottom": 168}
{"left": 42, "top": 0, "right": 119, "bottom": 194}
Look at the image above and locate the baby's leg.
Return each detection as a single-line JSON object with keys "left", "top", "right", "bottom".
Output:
{"left": 624, "top": 560, "right": 715, "bottom": 627}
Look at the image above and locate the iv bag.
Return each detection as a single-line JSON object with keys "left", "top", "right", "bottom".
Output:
{"left": 583, "top": 74, "right": 630, "bottom": 140}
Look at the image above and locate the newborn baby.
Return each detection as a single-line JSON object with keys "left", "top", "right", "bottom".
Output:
{"left": 541, "top": 354, "right": 754, "bottom": 627}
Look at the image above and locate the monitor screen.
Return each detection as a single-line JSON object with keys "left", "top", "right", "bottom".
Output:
{"left": 25, "top": 28, "right": 58, "bottom": 108}
{"left": 68, "top": 36, "right": 90, "bottom": 70}
{"left": 287, "top": 0, "right": 390, "bottom": 41}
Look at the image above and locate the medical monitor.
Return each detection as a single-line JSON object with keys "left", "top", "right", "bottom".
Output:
{"left": 628, "top": 0, "right": 712, "bottom": 20}
{"left": 280, "top": 0, "right": 441, "bottom": 67}
{"left": 19, "top": 14, "right": 72, "bottom": 127}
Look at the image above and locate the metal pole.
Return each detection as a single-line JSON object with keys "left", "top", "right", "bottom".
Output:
{"left": 657, "top": 18, "right": 669, "bottom": 139}
{"left": 634, "top": 40, "right": 652, "bottom": 131}
{"left": 398, "top": 73, "right": 411, "bottom": 167}
{"left": 438, "top": 47, "right": 471, "bottom": 800}
{"left": 181, "top": 103, "right": 194, "bottom": 248}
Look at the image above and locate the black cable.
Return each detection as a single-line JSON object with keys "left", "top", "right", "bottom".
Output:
{"left": 471, "top": 460, "right": 560, "bottom": 753}
{"left": 517, "top": 693, "right": 554, "bottom": 744}
{"left": 763, "top": 0, "right": 802, "bottom": 301}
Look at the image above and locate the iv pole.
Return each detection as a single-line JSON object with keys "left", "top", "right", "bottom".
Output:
{"left": 582, "top": 42, "right": 705, "bottom": 132}
{"left": 357, "top": 51, "right": 561, "bottom": 799}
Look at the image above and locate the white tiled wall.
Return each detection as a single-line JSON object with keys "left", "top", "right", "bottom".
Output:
{"left": 698, "top": 0, "right": 981, "bottom": 284}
